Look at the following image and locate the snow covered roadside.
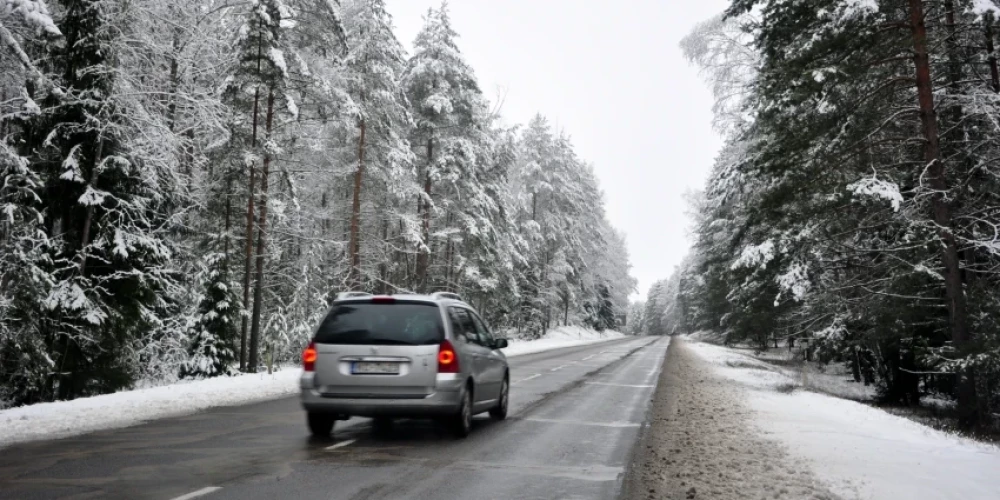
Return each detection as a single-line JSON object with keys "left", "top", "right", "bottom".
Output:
{"left": 0, "top": 369, "right": 301, "bottom": 448}
{"left": 502, "top": 325, "right": 625, "bottom": 357}
{"left": 623, "top": 336, "right": 838, "bottom": 500}
{"left": 688, "top": 340, "right": 1000, "bottom": 500}
{"left": 0, "top": 327, "right": 625, "bottom": 448}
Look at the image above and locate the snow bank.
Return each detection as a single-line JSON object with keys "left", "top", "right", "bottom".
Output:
{"left": 502, "top": 326, "right": 625, "bottom": 357}
{"left": 691, "top": 339, "right": 877, "bottom": 401}
{"left": 688, "top": 341, "right": 1000, "bottom": 500}
{"left": 0, "top": 370, "right": 299, "bottom": 448}
{"left": 0, "top": 327, "right": 627, "bottom": 448}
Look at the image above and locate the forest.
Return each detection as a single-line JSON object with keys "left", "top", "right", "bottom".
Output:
{"left": 645, "top": 0, "right": 1000, "bottom": 433}
{"left": 0, "top": 0, "right": 636, "bottom": 407}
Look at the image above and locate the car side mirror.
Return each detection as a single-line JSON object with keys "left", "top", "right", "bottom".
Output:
{"left": 493, "top": 338, "right": 508, "bottom": 349}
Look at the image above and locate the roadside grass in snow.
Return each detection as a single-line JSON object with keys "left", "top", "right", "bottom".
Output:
{"left": 686, "top": 334, "right": 877, "bottom": 402}
{"left": 0, "top": 326, "right": 626, "bottom": 448}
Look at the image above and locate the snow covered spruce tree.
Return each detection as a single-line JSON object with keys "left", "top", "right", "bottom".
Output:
{"left": 341, "top": 0, "right": 415, "bottom": 291}
{"left": 180, "top": 248, "right": 239, "bottom": 378}
{"left": 1, "top": 0, "right": 183, "bottom": 402}
{"left": 0, "top": 0, "right": 62, "bottom": 405}
{"left": 221, "top": 0, "right": 297, "bottom": 372}
{"left": 0, "top": 0, "right": 638, "bottom": 404}
{"left": 401, "top": 2, "right": 490, "bottom": 293}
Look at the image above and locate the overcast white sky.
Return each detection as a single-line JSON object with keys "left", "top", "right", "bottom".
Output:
{"left": 386, "top": 0, "right": 728, "bottom": 300}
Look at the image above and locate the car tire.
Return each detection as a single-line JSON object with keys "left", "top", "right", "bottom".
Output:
{"left": 451, "top": 386, "right": 473, "bottom": 438}
{"left": 489, "top": 376, "right": 509, "bottom": 421}
{"left": 307, "top": 412, "right": 335, "bottom": 438}
{"left": 372, "top": 417, "right": 393, "bottom": 435}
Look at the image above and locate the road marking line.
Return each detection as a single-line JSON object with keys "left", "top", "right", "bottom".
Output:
{"left": 524, "top": 417, "right": 640, "bottom": 428}
{"left": 170, "top": 487, "right": 222, "bottom": 500}
{"left": 513, "top": 373, "right": 541, "bottom": 385}
{"left": 550, "top": 363, "right": 573, "bottom": 371}
{"left": 581, "top": 354, "right": 596, "bottom": 361}
{"left": 586, "top": 382, "right": 654, "bottom": 388}
{"left": 325, "top": 439, "right": 357, "bottom": 451}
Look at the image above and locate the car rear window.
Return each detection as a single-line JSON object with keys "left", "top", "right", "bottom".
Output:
{"left": 314, "top": 302, "right": 444, "bottom": 345}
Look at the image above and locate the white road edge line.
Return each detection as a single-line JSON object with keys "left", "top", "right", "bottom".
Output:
{"left": 586, "top": 382, "right": 655, "bottom": 388}
{"left": 524, "top": 417, "right": 641, "bottom": 428}
{"left": 325, "top": 439, "right": 357, "bottom": 451}
{"left": 170, "top": 487, "right": 222, "bottom": 500}
{"left": 581, "top": 354, "right": 596, "bottom": 361}
{"left": 513, "top": 373, "right": 541, "bottom": 385}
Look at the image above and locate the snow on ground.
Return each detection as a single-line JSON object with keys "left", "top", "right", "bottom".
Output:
{"left": 0, "top": 327, "right": 626, "bottom": 448}
{"left": 626, "top": 337, "right": 839, "bottom": 500}
{"left": 0, "top": 369, "right": 300, "bottom": 448}
{"left": 687, "top": 340, "right": 1000, "bottom": 500}
{"left": 502, "top": 326, "right": 625, "bottom": 357}
{"left": 689, "top": 336, "right": 876, "bottom": 402}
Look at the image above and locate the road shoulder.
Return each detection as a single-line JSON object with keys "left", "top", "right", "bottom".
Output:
{"left": 620, "top": 336, "right": 838, "bottom": 500}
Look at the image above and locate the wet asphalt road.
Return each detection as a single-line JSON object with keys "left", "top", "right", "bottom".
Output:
{"left": 0, "top": 336, "right": 668, "bottom": 500}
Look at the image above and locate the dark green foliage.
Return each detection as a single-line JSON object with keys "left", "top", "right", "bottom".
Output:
{"left": 667, "top": 0, "right": 1000, "bottom": 430}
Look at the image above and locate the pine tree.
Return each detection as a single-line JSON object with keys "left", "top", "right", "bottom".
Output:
{"left": 0, "top": 0, "right": 639, "bottom": 404}
{"left": 181, "top": 247, "right": 239, "bottom": 378}
{"left": 342, "top": 0, "right": 414, "bottom": 290}
{"left": 668, "top": 0, "right": 1000, "bottom": 429}
{"left": 223, "top": 0, "right": 295, "bottom": 371}
{"left": 402, "top": 2, "right": 487, "bottom": 292}
{"left": 5, "top": 0, "right": 182, "bottom": 401}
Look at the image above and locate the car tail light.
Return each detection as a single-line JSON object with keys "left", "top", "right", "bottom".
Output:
{"left": 438, "top": 340, "right": 459, "bottom": 373}
{"left": 303, "top": 341, "right": 317, "bottom": 372}
{"left": 371, "top": 296, "right": 396, "bottom": 304}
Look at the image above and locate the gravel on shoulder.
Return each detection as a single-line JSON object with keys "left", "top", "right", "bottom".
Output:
{"left": 621, "top": 337, "right": 840, "bottom": 500}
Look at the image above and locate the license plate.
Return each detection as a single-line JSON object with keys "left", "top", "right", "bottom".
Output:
{"left": 352, "top": 361, "right": 400, "bottom": 375}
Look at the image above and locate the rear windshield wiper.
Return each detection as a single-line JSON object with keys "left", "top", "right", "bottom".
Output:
{"left": 363, "top": 338, "right": 419, "bottom": 345}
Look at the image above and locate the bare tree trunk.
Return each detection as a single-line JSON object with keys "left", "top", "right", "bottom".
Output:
{"left": 240, "top": 25, "right": 265, "bottom": 372}
{"left": 908, "top": 0, "right": 975, "bottom": 428}
{"left": 348, "top": 118, "right": 366, "bottom": 290}
{"left": 78, "top": 136, "right": 106, "bottom": 275}
{"left": 443, "top": 212, "right": 454, "bottom": 290}
{"left": 986, "top": 14, "right": 1000, "bottom": 92}
{"left": 563, "top": 293, "right": 569, "bottom": 326}
{"left": 399, "top": 219, "right": 410, "bottom": 288}
{"left": 379, "top": 217, "right": 389, "bottom": 294}
{"left": 320, "top": 191, "right": 328, "bottom": 234}
{"left": 852, "top": 346, "right": 863, "bottom": 383}
{"left": 248, "top": 87, "right": 275, "bottom": 373}
{"left": 166, "top": 23, "right": 181, "bottom": 133}
{"left": 224, "top": 175, "right": 232, "bottom": 266}
{"left": 415, "top": 138, "right": 433, "bottom": 292}
{"left": 240, "top": 164, "right": 255, "bottom": 371}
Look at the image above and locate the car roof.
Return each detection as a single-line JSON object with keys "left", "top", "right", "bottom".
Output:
{"left": 333, "top": 293, "right": 472, "bottom": 308}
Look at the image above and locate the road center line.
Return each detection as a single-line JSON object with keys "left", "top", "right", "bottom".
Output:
{"left": 170, "top": 487, "right": 222, "bottom": 500}
{"left": 524, "top": 417, "right": 640, "bottom": 428}
{"left": 586, "top": 382, "right": 654, "bottom": 388}
{"left": 513, "top": 373, "right": 541, "bottom": 385}
{"left": 325, "top": 439, "right": 357, "bottom": 451}
{"left": 581, "top": 354, "right": 596, "bottom": 361}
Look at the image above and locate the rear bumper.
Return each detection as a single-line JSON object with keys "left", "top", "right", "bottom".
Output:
{"left": 299, "top": 372, "right": 464, "bottom": 417}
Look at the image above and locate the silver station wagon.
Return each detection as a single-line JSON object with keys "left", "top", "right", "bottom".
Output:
{"left": 300, "top": 292, "right": 510, "bottom": 438}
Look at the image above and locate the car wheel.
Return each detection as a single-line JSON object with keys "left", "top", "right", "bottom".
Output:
{"left": 489, "top": 376, "right": 509, "bottom": 420}
{"left": 372, "top": 417, "right": 393, "bottom": 435}
{"left": 452, "top": 386, "right": 473, "bottom": 438}
{"left": 307, "top": 412, "right": 335, "bottom": 438}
